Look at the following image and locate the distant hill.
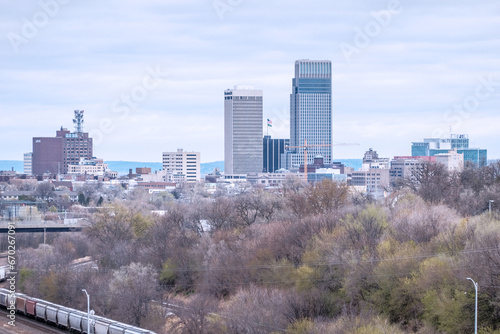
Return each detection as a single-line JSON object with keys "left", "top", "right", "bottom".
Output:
{"left": 103, "top": 160, "right": 360, "bottom": 174}
{"left": 0, "top": 160, "right": 23, "bottom": 173}
{"left": 106, "top": 160, "right": 225, "bottom": 176}
{"left": 105, "top": 161, "right": 163, "bottom": 175}
{"left": 0, "top": 160, "right": 225, "bottom": 176}
{"left": 200, "top": 161, "right": 224, "bottom": 175}
{"left": 4, "top": 158, "right": 499, "bottom": 176}
{"left": 337, "top": 159, "right": 363, "bottom": 171}
{"left": 1, "top": 159, "right": 361, "bottom": 175}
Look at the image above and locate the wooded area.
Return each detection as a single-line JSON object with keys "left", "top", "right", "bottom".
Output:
{"left": 7, "top": 162, "right": 500, "bottom": 333}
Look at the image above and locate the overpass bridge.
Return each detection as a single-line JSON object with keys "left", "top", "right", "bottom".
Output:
{"left": 0, "top": 220, "right": 87, "bottom": 233}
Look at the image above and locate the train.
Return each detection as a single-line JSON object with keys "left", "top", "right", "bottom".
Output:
{"left": 0, "top": 288, "right": 157, "bottom": 334}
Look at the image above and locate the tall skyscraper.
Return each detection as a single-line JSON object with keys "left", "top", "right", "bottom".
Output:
{"left": 224, "top": 86, "right": 263, "bottom": 175}
{"left": 32, "top": 110, "right": 93, "bottom": 175}
{"left": 283, "top": 59, "right": 332, "bottom": 169}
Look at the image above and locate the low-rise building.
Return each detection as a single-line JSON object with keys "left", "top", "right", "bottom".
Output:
{"left": 308, "top": 169, "right": 347, "bottom": 184}
{"left": 138, "top": 169, "right": 167, "bottom": 183}
{"left": 361, "top": 148, "right": 390, "bottom": 170}
{"left": 0, "top": 190, "right": 78, "bottom": 202}
{"left": 390, "top": 156, "right": 434, "bottom": 185}
{"left": 137, "top": 182, "right": 176, "bottom": 193}
{"left": 246, "top": 171, "right": 293, "bottom": 187}
{"left": 67, "top": 158, "right": 108, "bottom": 176}
{"left": 434, "top": 149, "right": 464, "bottom": 172}
{"left": 347, "top": 149, "right": 390, "bottom": 193}
{"left": 222, "top": 174, "right": 248, "bottom": 183}
{"left": 351, "top": 169, "right": 390, "bottom": 192}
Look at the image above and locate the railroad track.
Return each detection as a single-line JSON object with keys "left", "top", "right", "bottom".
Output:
{"left": 0, "top": 307, "right": 67, "bottom": 333}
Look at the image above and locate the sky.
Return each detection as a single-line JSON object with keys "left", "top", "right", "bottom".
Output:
{"left": 1, "top": 0, "right": 499, "bottom": 163}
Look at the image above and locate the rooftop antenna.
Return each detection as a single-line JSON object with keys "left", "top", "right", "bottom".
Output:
{"left": 73, "top": 110, "right": 84, "bottom": 133}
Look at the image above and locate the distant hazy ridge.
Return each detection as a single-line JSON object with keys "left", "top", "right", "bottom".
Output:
{"left": 0, "top": 160, "right": 364, "bottom": 175}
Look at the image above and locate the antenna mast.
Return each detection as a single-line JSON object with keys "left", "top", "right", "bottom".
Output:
{"left": 73, "top": 110, "right": 84, "bottom": 133}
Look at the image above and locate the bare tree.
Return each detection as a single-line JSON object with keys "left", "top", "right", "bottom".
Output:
{"left": 306, "top": 179, "right": 350, "bottom": 214}
{"left": 108, "top": 263, "right": 159, "bottom": 326}
{"left": 85, "top": 202, "right": 153, "bottom": 269}
{"left": 256, "top": 190, "right": 283, "bottom": 223}
{"left": 199, "top": 238, "right": 249, "bottom": 298}
{"left": 400, "top": 162, "right": 460, "bottom": 206}
{"left": 233, "top": 192, "right": 260, "bottom": 226}
{"left": 9, "top": 179, "right": 37, "bottom": 191}
{"left": 390, "top": 195, "right": 460, "bottom": 244}
{"left": 34, "top": 182, "right": 55, "bottom": 201}
{"left": 222, "top": 285, "right": 293, "bottom": 334}
{"left": 170, "top": 293, "right": 223, "bottom": 334}
{"left": 343, "top": 205, "right": 388, "bottom": 253}
{"left": 205, "top": 197, "right": 235, "bottom": 232}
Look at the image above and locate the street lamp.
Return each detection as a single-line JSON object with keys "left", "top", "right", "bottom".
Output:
{"left": 489, "top": 200, "right": 494, "bottom": 217}
{"left": 467, "top": 278, "right": 478, "bottom": 334}
{"left": 82, "top": 289, "right": 90, "bottom": 334}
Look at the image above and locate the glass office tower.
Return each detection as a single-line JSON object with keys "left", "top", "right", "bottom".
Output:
{"left": 283, "top": 60, "right": 332, "bottom": 169}
{"left": 263, "top": 136, "right": 289, "bottom": 173}
{"left": 411, "top": 134, "right": 487, "bottom": 166}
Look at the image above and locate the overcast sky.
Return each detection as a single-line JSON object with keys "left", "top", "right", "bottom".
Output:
{"left": 1, "top": 0, "right": 499, "bottom": 163}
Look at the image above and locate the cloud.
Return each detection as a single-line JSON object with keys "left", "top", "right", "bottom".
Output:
{"left": 0, "top": 0, "right": 499, "bottom": 163}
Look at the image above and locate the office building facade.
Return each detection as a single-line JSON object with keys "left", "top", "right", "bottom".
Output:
{"left": 32, "top": 110, "right": 93, "bottom": 175}
{"left": 351, "top": 169, "right": 390, "bottom": 193}
{"left": 389, "top": 156, "right": 436, "bottom": 185}
{"left": 224, "top": 86, "right": 263, "bottom": 174}
{"left": 23, "top": 152, "right": 32, "bottom": 175}
{"left": 411, "top": 134, "right": 487, "bottom": 166}
{"left": 263, "top": 136, "right": 289, "bottom": 173}
{"left": 162, "top": 149, "right": 200, "bottom": 183}
{"left": 283, "top": 60, "right": 332, "bottom": 169}
{"left": 361, "top": 148, "right": 390, "bottom": 170}
{"left": 434, "top": 149, "right": 464, "bottom": 172}
{"left": 67, "top": 158, "right": 108, "bottom": 176}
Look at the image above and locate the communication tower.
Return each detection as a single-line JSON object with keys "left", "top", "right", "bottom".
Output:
{"left": 73, "top": 110, "right": 84, "bottom": 133}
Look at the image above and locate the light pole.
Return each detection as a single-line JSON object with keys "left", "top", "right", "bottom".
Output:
{"left": 467, "top": 278, "right": 478, "bottom": 334}
{"left": 489, "top": 200, "right": 494, "bottom": 217}
{"left": 82, "top": 289, "right": 90, "bottom": 334}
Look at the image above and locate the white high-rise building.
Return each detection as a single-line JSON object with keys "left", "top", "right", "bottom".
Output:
{"left": 224, "top": 86, "right": 263, "bottom": 175}
{"left": 283, "top": 60, "right": 332, "bottom": 169}
{"left": 162, "top": 149, "right": 200, "bottom": 183}
{"left": 24, "top": 152, "right": 32, "bottom": 175}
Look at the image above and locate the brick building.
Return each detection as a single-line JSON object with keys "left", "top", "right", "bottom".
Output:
{"left": 32, "top": 110, "right": 93, "bottom": 175}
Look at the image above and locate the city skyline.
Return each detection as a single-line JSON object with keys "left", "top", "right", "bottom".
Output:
{"left": 1, "top": 1, "right": 499, "bottom": 163}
